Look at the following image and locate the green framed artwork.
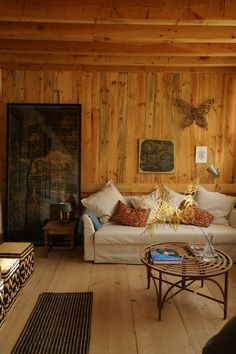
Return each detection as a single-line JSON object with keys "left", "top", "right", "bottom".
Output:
{"left": 139, "top": 139, "right": 175, "bottom": 173}
{"left": 6, "top": 104, "right": 81, "bottom": 243}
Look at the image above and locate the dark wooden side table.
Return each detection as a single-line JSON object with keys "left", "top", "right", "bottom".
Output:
{"left": 43, "top": 220, "right": 77, "bottom": 257}
{"left": 141, "top": 242, "right": 233, "bottom": 320}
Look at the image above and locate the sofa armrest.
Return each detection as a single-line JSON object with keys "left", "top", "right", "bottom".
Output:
{"left": 82, "top": 214, "right": 95, "bottom": 261}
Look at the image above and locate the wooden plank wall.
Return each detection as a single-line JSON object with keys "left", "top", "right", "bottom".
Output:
{"left": 0, "top": 69, "right": 236, "bottom": 203}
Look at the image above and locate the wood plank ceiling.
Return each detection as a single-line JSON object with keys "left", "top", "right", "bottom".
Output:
{"left": 0, "top": 0, "right": 236, "bottom": 70}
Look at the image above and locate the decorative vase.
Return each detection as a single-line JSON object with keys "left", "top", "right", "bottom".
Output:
{"left": 203, "top": 233, "right": 216, "bottom": 262}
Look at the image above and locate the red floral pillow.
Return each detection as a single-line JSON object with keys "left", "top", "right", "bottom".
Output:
{"left": 110, "top": 200, "right": 150, "bottom": 227}
{"left": 179, "top": 201, "right": 214, "bottom": 227}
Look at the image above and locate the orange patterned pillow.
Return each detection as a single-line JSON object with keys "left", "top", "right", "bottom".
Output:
{"left": 179, "top": 201, "right": 214, "bottom": 227}
{"left": 110, "top": 200, "right": 150, "bottom": 227}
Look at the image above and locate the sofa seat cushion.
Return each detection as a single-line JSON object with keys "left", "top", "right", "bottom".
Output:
{"left": 93, "top": 222, "right": 236, "bottom": 263}
{"left": 94, "top": 222, "right": 236, "bottom": 248}
{"left": 94, "top": 222, "right": 204, "bottom": 246}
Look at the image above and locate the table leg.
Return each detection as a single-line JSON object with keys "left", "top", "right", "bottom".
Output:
{"left": 147, "top": 267, "right": 151, "bottom": 289}
{"left": 224, "top": 271, "right": 229, "bottom": 319}
{"left": 158, "top": 271, "right": 163, "bottom": 320}
{"left": 44, "top": 231, "right": 48, "bottom": 257}
{"left": 70, "top": 232, "right": 75, "bottom": 257}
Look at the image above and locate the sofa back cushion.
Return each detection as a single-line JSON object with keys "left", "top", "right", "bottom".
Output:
{"left": 228, "top": 208, "right": 236, "bottom": 229}
{"left": 129, "top": 189, "right": 161, "bottom": 210}
{"left": 195, "top": 186, "right": 235, "bottom": 225}
{"left": 81, "top": 180, "right": 126, "bottom": 223}
{"left": 164, "top": 186, "right": 186, "bottom": 207}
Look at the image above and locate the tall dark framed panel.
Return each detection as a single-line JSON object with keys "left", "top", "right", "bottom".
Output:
{"left": 6, "top": 104, "right": 81, "bottom": 243}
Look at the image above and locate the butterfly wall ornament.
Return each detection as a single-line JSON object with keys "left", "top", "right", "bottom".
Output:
{"left": 176, "top": 98, "right": 214, "bottom": 130}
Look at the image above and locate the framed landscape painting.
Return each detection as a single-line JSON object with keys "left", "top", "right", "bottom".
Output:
{"left": 139, "top": 139, "right": 175, "bottom": 173}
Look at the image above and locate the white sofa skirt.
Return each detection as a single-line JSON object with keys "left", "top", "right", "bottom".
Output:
{"left": 82, "top": 215, "right": 236, "bottom": 264}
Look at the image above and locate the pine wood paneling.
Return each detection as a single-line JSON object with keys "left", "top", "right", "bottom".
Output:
{"left": 25, "top": 71, "right": 44, "bottom": 102}
{"left": 0, "top": 69, "right": 236, "bottom": 199}
{"left": 81, "top": 72, "right": 93, "bottom": 184}
{"left": 117, "top": 73, "right": 128, "bottom": 183}
{"left": 90, "top": 71, "right": 101, "bottom": 184}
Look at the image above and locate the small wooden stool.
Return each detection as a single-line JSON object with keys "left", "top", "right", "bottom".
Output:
{"left": 0, "top": 242, "right": 34, "bottom": 287}
{"left": 0, "top": 278, "right": 5, "bottom": 327}
{"left": 0, "top": 258, "right": 20, "bottom": 312}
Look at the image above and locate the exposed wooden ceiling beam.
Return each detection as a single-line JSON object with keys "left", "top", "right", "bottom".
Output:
{"left": 0, "top": 0, "right": 236, "bottom": 25}
{"left": 0, "top": 22, "right": 236, "bottom": 43}
{"left": 1, "top": 19, "right": 236, "bottom": 26}
{"left": 0, "top": 52, "right": 236, "bottom": 67}
{"left": 0, "top": 1, "right": 236, "bottom": 69}
{"left": 0, "top": 39, "right": 236, "bottom": 56}
{"left": 2, "top": 63, "right": 236, "bottom": 73}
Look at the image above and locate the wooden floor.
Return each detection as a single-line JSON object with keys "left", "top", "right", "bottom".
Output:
{"left": 0, "top": 247, "right": 236, "bottom": 354}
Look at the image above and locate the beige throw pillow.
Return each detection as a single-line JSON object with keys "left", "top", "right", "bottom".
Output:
{"left": 164, "top": 186, "right": 186, "bottom": 207}
{"left": 195, "top": 185, "right": 235, "bottom": 225}
{"left": 129, "top": 189, "right": 163, "bottom": 223}
{"left": 81, "top": 180, "right": 126, "bottom": 223}
{"left": 129, "top": 189, "right": 162, "bottom": 211}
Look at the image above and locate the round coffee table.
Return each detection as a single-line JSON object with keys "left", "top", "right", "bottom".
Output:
{"left": 141, "top": 242, "right": 233, "bottom": 320}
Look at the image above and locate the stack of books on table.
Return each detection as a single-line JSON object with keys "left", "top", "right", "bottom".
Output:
{"left": 149, "top": 247, "right": 182, "bottom": 264}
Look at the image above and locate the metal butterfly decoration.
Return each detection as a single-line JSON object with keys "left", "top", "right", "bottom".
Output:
{"left": 176, "top": 98, "right": 214, "bottom": 130}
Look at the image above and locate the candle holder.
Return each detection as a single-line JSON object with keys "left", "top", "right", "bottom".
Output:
{"left": 57, "top": 203, "right": 72, "bottom": 223}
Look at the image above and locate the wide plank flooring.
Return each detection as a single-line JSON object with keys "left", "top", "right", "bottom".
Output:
{"left": 0, "top": 247, "right": 236, "bottom": 354}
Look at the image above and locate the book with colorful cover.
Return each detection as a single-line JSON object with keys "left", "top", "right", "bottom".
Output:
{"left": 149, "top": 247, "right": 182, "bottom": 264}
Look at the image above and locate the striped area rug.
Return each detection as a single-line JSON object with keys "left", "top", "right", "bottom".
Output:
{"left": 11, "top": 292, "right": 93, "bottom": 354}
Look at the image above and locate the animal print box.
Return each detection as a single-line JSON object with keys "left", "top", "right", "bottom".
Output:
{"left": 0, "top": 278, "right": 5, "bottom": 327}
{"left": 0, "top": 242, "right": 34, "bottom": 287}
{"left": 0, "top": 258, "right": 20, "bottom": 312}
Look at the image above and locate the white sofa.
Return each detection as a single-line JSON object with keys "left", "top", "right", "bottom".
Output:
{"left": 81, "top": 181, "right": 236, "bottom": 264}
{"left": 82, "top": 215, "right": 236, "bottom": 264}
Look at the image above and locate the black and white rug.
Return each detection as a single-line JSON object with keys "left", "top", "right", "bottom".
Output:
{"left": 11, "top": 292, "right": 93, "bottom": 354}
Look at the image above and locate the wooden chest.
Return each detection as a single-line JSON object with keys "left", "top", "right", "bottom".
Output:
{"left": 0, "top": 258, "right": 20, "bottom": 312}
{"left": 0, "top": 278, "right": 5, "bottom": 327}
{"left": 0, "top": 242, "right": 34, "bottom": 287}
